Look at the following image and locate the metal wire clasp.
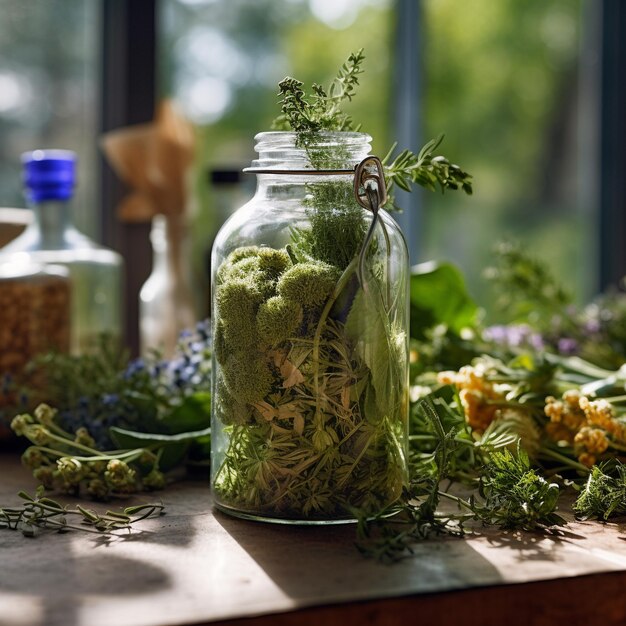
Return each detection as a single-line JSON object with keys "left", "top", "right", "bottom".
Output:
{"left": 353, "top": 156, "right": 388, "bottom": 293}
{"left": 353, "top": 156, "right": 388, "bottom": 211}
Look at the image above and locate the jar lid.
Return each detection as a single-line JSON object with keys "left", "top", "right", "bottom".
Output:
{"left": 21, "top": 149, "right": 76, "bottom": 203}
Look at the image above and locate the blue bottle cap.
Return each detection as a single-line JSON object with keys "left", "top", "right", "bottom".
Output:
{"left": 21, "top": 149, "right": 76, "bottom": 202}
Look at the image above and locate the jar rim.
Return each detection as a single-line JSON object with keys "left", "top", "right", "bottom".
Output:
{"left": 254, "top": 130, "right": 373, "bottom": 143}
{"left": 250, "top": 130, "right": 372, "bottom": 172}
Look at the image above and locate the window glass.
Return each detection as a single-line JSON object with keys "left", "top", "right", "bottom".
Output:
{"left": 161, "top": 0, "right": 597, "bottom": 317}
{"left": 421, "top": 0, "right": 596, "bottom": 307}
{"left": 0, "top": 0, "right": 99, "bottom": 236}
{"left": 160, "top": 0, "right": 393, "bottom": 316}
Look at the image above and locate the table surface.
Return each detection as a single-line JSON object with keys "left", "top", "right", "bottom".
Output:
{"left": 2, "top": 453, "right": 626, "bottom": 626}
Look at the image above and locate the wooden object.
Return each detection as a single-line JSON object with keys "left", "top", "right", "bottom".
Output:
{"left": 1, "top": 454, "right": 626, "bottom": 626}
{"left": 0, "top": 208, "right": 32, "bottom": 249}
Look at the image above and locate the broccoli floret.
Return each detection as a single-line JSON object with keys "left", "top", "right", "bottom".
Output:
{"left": 277, "top": 261, "right": 341, "bottom": 308}
{"left": 218, "top": 246, "right": 291, "bottom": 300}
{"left": 214, "top": 319, "right": 227, "bottom": 364}
{"left": 216, "top": 277, "right": 262, "bottom": 348}
{"left": 220, "top": 256, "right": 260, "bottom": 283}
{"left": 216, "top": 378, "right": 251, "bottom": 426}
{"left": 257, "top": 247, "right": 292, "bottom": 278}
{"left": 257, "top": 296, "right": 303, "bottom": 345}
{"left": 229, "top": 246, "right": 261, "bottom": 264}
{"left": 221, "top": 350, "right": 273, "bottom": 405}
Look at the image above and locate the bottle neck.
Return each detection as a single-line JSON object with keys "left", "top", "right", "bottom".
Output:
{"left": 30, "top": 199, "right": 74, "bottom": 246}
{"left": 151, "top": 228, "right": 169, "bottom": 273}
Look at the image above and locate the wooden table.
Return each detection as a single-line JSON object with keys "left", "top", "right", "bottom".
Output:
{"left": 2, "top": 453, "right": 626, "bottom": 626}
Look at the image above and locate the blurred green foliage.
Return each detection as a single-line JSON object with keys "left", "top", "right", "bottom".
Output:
{"left": 421, "top": 0, "right": 590, "bottom": 306}
{"left": 161, "top": 0, "right": 593, "bottom": 317}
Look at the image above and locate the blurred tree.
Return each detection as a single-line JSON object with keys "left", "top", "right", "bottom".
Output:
{"left": 420, "top": 0, "right": 590, "bottom": 309}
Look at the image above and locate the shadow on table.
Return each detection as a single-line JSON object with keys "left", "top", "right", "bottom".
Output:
{"left": 1, "top": 551, "right": 171, "bottom": 626}
{"left": 213, "top": 509, "right": 506, "bottom": 605}
{"left": 479, "top": 526, "right": 582, "bottom": 563}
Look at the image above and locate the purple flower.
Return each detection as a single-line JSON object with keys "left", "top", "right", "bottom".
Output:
{"left": 557, "top": 337, "right": 579, "bottom": 355}
{"left": 583, "top": 318, "right": 601, "bottom": 334}
{"left": 482, "top": 325, "right": 508, "bottom": 343}
{"left": 483, "top": 324, "right": 545, "bottom": 351}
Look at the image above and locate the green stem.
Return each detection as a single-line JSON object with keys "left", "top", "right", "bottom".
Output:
{"left": 312, "top": 256, "right": 359, "bottom": 415}
{"left": 437, "top": 490, "right": 476, "bottom": 513}
{"left": 540, "top": 447, "right": 589, "bottom": 473}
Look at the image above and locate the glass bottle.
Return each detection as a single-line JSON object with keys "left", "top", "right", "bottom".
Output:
{"left": 210, "top": 131, "right": 410, "bottom": 523}
{"left": 0, "top": 150, "right": 123, "bottom": 353}
{"left": 140, "top": 213, "right": 196, "bottom": 357}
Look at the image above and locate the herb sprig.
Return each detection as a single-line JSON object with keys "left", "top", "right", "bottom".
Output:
{"left": 272, "top": 49, "right": 365, "bottom": 133}
{"left": 382, "top": 136, "right": 473, "bottom": 208}
{"left": 0, "top": 486, "right": 164, "bottom": 537}
{"left": 574, "top": 460, "right": 626, "bottom": 520}
{"left": 357, "top": 396, "right": 565, "bottom": 562}
{"left": 271, "top": 49, "right": 473, "bottom": 206}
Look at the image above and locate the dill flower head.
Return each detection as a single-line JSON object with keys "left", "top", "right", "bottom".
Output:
{"left": 28, "top": 425, "right": 52, "bottom": 446}
{"left": 21, "top": 446, "right": 45, "bottom": 469}
{"left": 10, "top": 413, "right": 33, "bottom": 437}
{"left": 142, "top": 468, "right": 166, "bottom": 490}
{"left": 34, "top": 403, "right": 57, "bottom": 426}
{"left": 74, "top": 427, "right": 95, "bottom": 448}
{"left": 87, "top": 478, "right": 109, "bottom": 499}
{"left": 57, "top": 457, "right": 85, "bottom": 484}
{"left": 33, "top": 466, "right": 56, "bottom": 489}
{"left": 104, "top": 459, "right": 137, "bottom": 490}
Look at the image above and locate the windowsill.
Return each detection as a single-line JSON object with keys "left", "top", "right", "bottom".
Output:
{"left": 2, "top": 453, "right": 626, "bottom": 626}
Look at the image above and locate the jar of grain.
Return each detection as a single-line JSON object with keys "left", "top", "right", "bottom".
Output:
{"left": 0, "top": 261, "right": 71, "bottom": 388}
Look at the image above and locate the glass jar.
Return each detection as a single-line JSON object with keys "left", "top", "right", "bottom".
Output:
{"left": 0, "top": 150, "right": 123, "bottom": 354}
{"left": 210, "top": 132, "right": 409, "bottom": 523}
{"left": 0, "top": 260, "right": 71, "bottom": 391}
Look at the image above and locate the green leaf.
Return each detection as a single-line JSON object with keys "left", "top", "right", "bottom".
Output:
{"left": 345, "top": 283, "right": 404, "bottom": 420}
{"left": 160, "top": 392, "right": 211, "bottom": 434}
{"left": 410, "top": 261, "right": 478, "bottom": 340}
{"left": 109, "top": 426, "right": 211, "bottom": 471}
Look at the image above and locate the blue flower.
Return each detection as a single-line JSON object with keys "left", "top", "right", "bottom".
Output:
{"left": 102, "top": 393, "right": 120, "bottom": 407}
{"left": 124, "top": 358, "right": 145, "bottom": 379}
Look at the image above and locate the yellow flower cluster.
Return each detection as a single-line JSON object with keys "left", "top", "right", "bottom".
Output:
{"left": 438, "top": 364, "right": 502, "bottom": 432}
{"left": 544, "top": 391, "right": 625, "bottom": 467}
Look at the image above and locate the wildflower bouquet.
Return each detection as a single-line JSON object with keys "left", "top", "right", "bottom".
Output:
{"left": 355, "top": 246, "right": 626, "bottom": 560}
{"left": 6, "top": 323, "right": 212, "bottom": 499}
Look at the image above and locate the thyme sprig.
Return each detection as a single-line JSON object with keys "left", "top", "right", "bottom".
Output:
{"left": 382, "top": 136, "right": 473, "bottom": 207}
{"left": 270, "top": 49, "right": 473, "bottom": 206}
{"left": 272, "top": 48, "right": 365, "bottom": 133}
{"left": 0, "top": 486, "right": 164, "bottom": 537}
